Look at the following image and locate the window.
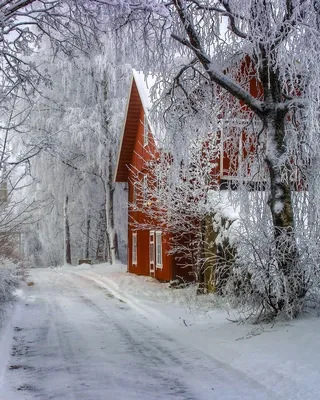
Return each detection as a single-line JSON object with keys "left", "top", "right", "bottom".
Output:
{"left": 156, "top": 231, "right": 162, "bottom": 268}
{"left": 220, "top": 122, "right": 266, "bottom": 182}
{"left": 133, "top": 181, "right": 137, "bottom": 205}
{"left": 156, "top": 171, "right": 163, "bottom": 196}
{"left": 132, "top": 232, "right": 137, "bottom": 265}
{"left": 143, "top": 175, "right": 148, "bottom": 203}
{"left": 220, "top": 126, "right": 241, "bottom": 179}
{"left": 143, "top": 114, "right": 149, "bottom": 147}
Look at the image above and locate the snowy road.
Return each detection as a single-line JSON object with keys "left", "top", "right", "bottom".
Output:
{"left": 1, "top": 269, "right": 278, "bottom": 400}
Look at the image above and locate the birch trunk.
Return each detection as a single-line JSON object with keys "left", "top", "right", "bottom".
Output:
{"left": 106, "top": 151, "right": 118, "bottom": 263}
{"left": 64, "top": 195, "right": 72, "bottom": 265}
{"left": 101, "top": 72, "right": 118, "bottom": 264}
{"left": 85, "top": 214, "right": 90, "bottom": 259}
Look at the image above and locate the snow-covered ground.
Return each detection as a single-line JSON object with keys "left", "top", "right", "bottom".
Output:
{"left": 0, "top": 264, "right": 320, "bottom": 399}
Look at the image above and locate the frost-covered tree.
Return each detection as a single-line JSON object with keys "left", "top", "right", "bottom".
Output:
{"left": 0, "top": 92, "right": 47, "bottom": 264}
{"left": 101, "top": 0, "right": 320, "bottom": 318}
{"left": 15, "top": 42, "right": 130, "bottom": 266}
{"left": 0, "top": 0, "right": 114, "bottom": 102}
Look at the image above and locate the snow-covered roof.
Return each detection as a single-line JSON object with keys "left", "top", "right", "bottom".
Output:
{"left": 132, "top": 69, "right": 152, "bottom": 112}
{"left": 114, "top": 69, "right": 164, "bottom": 182}
{"left": 131, "top": 69, "right": 165, "bottom": 147}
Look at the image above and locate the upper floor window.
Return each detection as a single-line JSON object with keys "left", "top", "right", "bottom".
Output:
{"left": 133, "top": 181, "right": 138, "bottom": 205}
{"left": 156, "top": 171, "right": 163, "bottom": 196}
{"left": 143, "top": 175, "right": 148, "bottom": 203}
{"left": 220, "top": 121, "right": 266, "bottom": 182}
{"left": 143, "top": 114, "right": 149, "bottom": 147}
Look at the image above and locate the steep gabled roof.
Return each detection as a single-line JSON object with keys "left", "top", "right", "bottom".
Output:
{"left": 114, "top": 71, "right": 151, "bottom": 182}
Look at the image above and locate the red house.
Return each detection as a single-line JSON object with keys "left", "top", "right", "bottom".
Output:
{"left": 114, "top": 62, "right": 265, "bottom": 282}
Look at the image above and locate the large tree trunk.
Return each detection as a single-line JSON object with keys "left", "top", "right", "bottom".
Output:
{"left": 96, "top": 205, "right": 107, "bottom": 262}
{"left": 264, "top": 112, "right": 306, "bottom": 315}
{"left": 85, "top": 214, "right": 90, "bottom": 259}
{"left": 256, "top": 48, "right": 305, "bottom": 314}
{"left": 64, "top": 195, "right": 72, "bottom": 265}
{"left": 106, "top": 158, "right": 118, "bottom": 263}
{"left": 101, "top": 72, "right": 119, "bottom": 264}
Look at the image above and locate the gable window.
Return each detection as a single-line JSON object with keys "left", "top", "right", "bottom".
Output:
{"left": 156, "top": 231, "right": 162, "bottom": 269}
{"left": 143, "top": 175, "right": 148, "bottom": 203}
{"left": 156, "top": 171, "right": 163, "bottom": 196}
{"left": 133, "top": 181, "right": 138, "bottom": 205}
{"left": 143, "top": 114, "right": 149, "bottom": 147}
{"left": 132, "top": 232, "right": 137, "bottom": 265}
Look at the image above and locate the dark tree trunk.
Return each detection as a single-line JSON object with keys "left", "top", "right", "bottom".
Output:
{"left": 101, "top": 73, "right": 118, "bottom": 264}
{"left": 85, "top": 214, "right": 90, "bottom": 259}
{"left": 260, "top": 62, "right": 306, "bottom": 314}
{"left": 105, "top": 228, "right": 112, "bottom": 264}
{"left": 96, "top": 205, "right": 107, "bottom": 262}
{"left": 107, "top": 151, "right": 118, "bottom": 263}
{"left": 64, "top": 195, "right": 72, "bottom": 265}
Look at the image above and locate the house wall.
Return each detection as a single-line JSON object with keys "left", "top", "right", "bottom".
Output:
{"left": 172, "top": 227, "right": 200, "bottom": 282}
{"left": 127, "top": 107, "right": 176, "bottom": 281}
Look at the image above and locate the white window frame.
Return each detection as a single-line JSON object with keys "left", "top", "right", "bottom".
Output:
{"left": 132, "top": 232, "right": 137, "bottom": 265}
{"left": 220, "top": 127, "right": 240, "bottom": 180}
{"left": 155, "top": 231, "right": 163, "bottom": 269}
{"left": 133, "top": 181, "right": 138, "bottom": 205}
{"left": 143, "top": 114, "right": 149, "bottom": 147}
{"left": 220, "top": 125, "right": 266, "bottom": 182}
{"left": 156, "top": 170, "right": 163, "bottom": 196}
{"left": 143, "top": 175, "right": 148, "bottom": 204}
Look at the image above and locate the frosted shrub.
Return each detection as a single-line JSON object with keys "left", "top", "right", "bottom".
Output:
{"left": 0, "top": 258, "right": 20, "bottom": 307}
{"left": 223, "top": 209, "right": 316, "bottom": 321}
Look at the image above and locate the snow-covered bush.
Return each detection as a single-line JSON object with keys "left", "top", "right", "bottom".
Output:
{"left": 217, "top": 190, "right": 320, "bottom": 321}
{"left": 0, "top": 258, "right": 21, "bottom": 319}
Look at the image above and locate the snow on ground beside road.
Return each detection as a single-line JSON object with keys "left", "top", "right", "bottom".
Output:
{"left": 0, "top": 304, "right": 16, "bottom": 394}
{"left": 69, "top": 262, "right": 320, "bottom": 400}
{"left": 70, "top": 261, "right": 218, "bottom": 312}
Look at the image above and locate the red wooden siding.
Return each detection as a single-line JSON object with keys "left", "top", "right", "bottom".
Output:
{"left": 116, "top": 73, "right": 184, "bottom": 281}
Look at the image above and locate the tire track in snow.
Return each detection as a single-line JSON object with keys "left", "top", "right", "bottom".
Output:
{"left": 70, "top": 273, "right": 271, "bottom": 400}
{"left": 68, "top": 274, "right": 197, "bottom": 400}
